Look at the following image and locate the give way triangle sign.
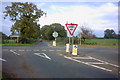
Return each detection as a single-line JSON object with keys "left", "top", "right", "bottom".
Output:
{"left": 65, "top": 24, "right": 78, "bottom": 35}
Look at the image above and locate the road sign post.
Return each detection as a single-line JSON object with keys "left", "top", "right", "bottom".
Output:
{"left": 72, "top": 45, "right": 78, "bottom": 55}
{"left": 65, "top": 23, "right": 78, "bottom": 54}
{"left": 52, "top": 31, "right": 58, "bottom": 46}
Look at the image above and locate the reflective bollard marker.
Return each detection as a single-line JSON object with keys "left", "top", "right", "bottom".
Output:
{"left": 53, "top": 41, "right": 56, "bottom": 46}
{"left": 72, "top": 45, "right": 78, "bottom": 55}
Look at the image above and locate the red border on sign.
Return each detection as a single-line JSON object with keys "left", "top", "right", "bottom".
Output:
{"left": 65, "top": 24, "right": 78, "bottom": 35}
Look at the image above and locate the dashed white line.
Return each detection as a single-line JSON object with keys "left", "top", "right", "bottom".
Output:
{"left": 26, "top": 50, "right": 32, "bottom": 51}
{"left": 64, "top": 56, "right": 112, "bottom": 72}
{"left": 56, "top": 50, "right": 62, "bottom": 51}
{"left": 10, "top": 50, "right": 20, "bottom": 55}
{"left": 11, "top": 49, "right": 16, "bottom": 51}
{"left": 49, "top": 50, "right": 54, "bottom": 51}
{"left": 33, "top": 50, "right": 39, "bottom": 51}
{"left": 0, "top": 58, "right": 7, "bottom": 62}
{"left": 18, "top": 50, "right": 24, "bottom": 51}
{"left": 42, "top": 50, "right": 47, "bottom": 51}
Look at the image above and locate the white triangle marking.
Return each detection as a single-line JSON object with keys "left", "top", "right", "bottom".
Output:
{"left": 0, "top": 58, "right": 7, "bottom": 62}
{"left": 34, "top": 53, "right": 51, "bottom": 60}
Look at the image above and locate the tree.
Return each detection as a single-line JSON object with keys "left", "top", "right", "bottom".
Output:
{"left": 80, "top": 26, "right": 95, "bottom": 42}
{"left": 50, "top": 23, "right": 67, "bottom": 38}
{"left": 41, "top": 23, "right": 67, "bottom": 40}
{"left": 104, "top": 29, "right": 116, "bottom": 39}
{"left": 3, "top": 2, "right": 46, "bottom": 43}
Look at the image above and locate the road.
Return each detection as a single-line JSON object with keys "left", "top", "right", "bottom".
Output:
{"left": 1, "top": 41, "right": 120, "bottom": 79}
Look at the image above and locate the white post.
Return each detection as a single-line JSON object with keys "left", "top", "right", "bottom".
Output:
{"left": 66, "top": 44, "right": 70, "bottom": 53}
{"left": 53, "top": 41, "right": 56, "bottom": 46}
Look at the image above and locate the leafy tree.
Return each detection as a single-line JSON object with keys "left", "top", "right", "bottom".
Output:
{"left": 3, "top": 2, "right": 45, "bottom": 43}
{"left": 41, "top": 23, "right": 67, "bottom": 40}
{"left": 104, "top": 29, "right": 116, "bottom": 39}
{"left": 50, "top": 23, "right": 67, "bottom": 38}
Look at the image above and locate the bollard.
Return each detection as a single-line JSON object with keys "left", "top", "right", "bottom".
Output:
{"left": 72, "top": 45, "right": 78, "bottom": 55}
{"left": 66, "top": 44, "right": 70, "bottom": 52}
{"left": 53, "top": 41, "right": 56, "bottom": 46}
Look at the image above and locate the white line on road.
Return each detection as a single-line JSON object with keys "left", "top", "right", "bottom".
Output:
{"left": 56, "top": 50, "right": 62, "bottom": 51}
{"left": 26, "top": 50, "right": 32, "bottom": 51}
{"left": 85, "top": 62, "right": 105, "bottom": 65}
{"left": 64, "top": 56, "right": 112, "bottom": 72}
{"left": 0, "top": 58, "right": 7, "bottom": 62}
{"left": 11, "top": 49, "right": 16, "bottom": 51}
{"left": 18, "top": 50, "right": 24, "bottom": 51}
{"left": 73, "top": 56, "right": 93, "bottom": 59}
{"left": 34, "top": 53, "right": 51, "bottom": 60}
{"left": 89, "top": 56, "right": 119, "bottom": 68}
{"left": 49, "top": 50, "right": 54, "bottom": 51}
{"left": 42, "top": 50, "right": 47, "bottom": 51}
{"left": 10, "top": 50, "right": 20, "bottom": 55}
{"left": 33, "top": 50, "right": 39, "bottom": 51}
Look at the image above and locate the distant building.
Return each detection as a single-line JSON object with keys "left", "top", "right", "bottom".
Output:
{"left": 9, "top": 34, "right": 20, "bottom": 43}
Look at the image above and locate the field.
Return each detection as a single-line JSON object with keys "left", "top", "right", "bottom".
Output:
{"left": 1, "top": 38, "right": 119, "bottom": 48}
{"left": 85, "top": 39, "right": 118, "bottom": 44}
{"left": 56, "top": 38, "right": 119, "bottom": 48}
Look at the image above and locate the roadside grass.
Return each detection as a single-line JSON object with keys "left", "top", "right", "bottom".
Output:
{"left": 56, "top": 38, "right": 119, "bottom": 48}
{"left": 0, "top": 40, "right": 39, "bottom": 46}
{"left": 0, "top": 74, "right": 2, "bottom": 80}
{"left": 84, "top": 39, "right": 118, "bottom": 44}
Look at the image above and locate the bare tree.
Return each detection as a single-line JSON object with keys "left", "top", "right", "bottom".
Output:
{"left": 79, "top": 26, "right": 95, "bottom": 43}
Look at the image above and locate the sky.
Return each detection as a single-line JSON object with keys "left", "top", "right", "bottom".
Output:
{"left": 1, "top": 1, "right": 119, "bottom": 37}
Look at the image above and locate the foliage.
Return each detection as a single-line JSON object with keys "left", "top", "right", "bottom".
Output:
{"left": 3, "top": 2, "right": 45, "bottom": 43}
{"left": 0, "top": 32, "right": 8, "bottom": 43}
{"left": 104, "top": 29, "right": 117, "bottom": 39}
{"left": 41, "top": 23, "right": 67, "bottom": 40}
{"left": 78, "top": 26, "right": 95, "bottom": 42}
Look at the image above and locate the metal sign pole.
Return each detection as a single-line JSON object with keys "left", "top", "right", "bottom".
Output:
{"left": 69, "top": 37, "right": 70, "bottom": 45}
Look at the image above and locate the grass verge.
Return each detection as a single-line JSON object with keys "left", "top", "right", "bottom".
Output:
{"left": 0, "top": 41, "right": 39, "bottom": 46}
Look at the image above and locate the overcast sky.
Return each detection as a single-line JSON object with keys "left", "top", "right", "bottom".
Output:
{"left": 1, "top": 1, "right": 118, "bottom": 37}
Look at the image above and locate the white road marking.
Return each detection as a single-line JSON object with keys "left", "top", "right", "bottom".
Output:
{"left": 73, "top": 56, "right": 93, "bottom": 59}
{"left": 18, "top": 50, "right": 24, "bottom": 51}
{"left": 64, "top": 56, "right": 112, "bottom": 72}
{"left": 34, "top": 53, "right": 51, "bottom": 60}
{"left": 85, "top": 62, "right": 105, "bottom": 64}
{"left": 56, "top": 50, "right": 62, "bottom": 51}
{"left": 10, "top": 50, "right": 20, "bottom": 55}
{"left": 11, "top": 49, "right": 16, "bottom": 51}
{"left": 42, "top": 50, "right": 47, "bottom": 51}
{"left": 0, "top": 58, "right": 7, "bottom": 62}
{"left": 26, "top": 50, "right": 32, "bottom": 51}
{"left": 49, "top": 50, "right": 54, "bottom": 51}
{"left": 33, "top": 50, "right": 39, "bottom": 51}
{"left": 89, "top": 56, "right": 119, "bottom": 68}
